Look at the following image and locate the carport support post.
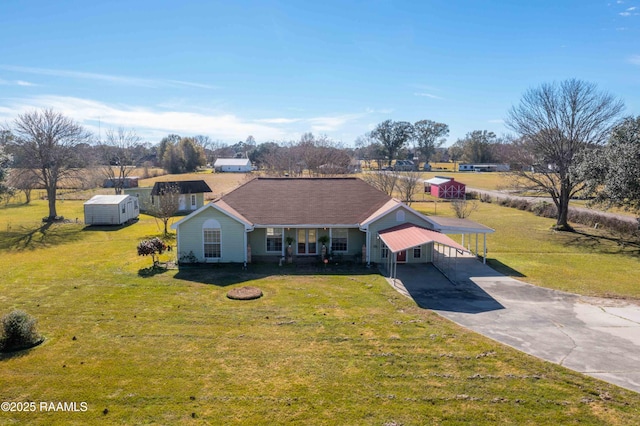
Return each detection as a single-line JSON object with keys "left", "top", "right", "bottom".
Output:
{"left": 476, "top": 233, "right": 479, "bottom": 259}
{"left": 483, "top": 234, "right": 487, "bottom": 264}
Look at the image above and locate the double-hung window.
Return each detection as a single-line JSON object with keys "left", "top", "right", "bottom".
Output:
{"left": 266, "top": 227, "right": 283, "bottom": 252}
{"left": 203, "top": 228, "right": 221, "bottom": 259}
{"left": 331, "top": 228, "right": 348, "bottom": 252}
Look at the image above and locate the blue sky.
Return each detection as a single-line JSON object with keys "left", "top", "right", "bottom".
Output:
{"left": 0, "top": 0, "right": 638, "bottom": 146}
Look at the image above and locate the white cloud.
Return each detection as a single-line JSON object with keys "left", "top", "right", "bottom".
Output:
{"left": 628, "top": 55, "right": 640, "bottom": 65}
{"left": 0, "top": 65, "right": 217, "bottom": 90}
{"left": 619, "top": 7, "right": 638, "bottom": 16}
{"left": 365, "top": 107, "right": 394, "bottom": 114}
{"left": 0, "top": 79, "right": 36, "bottom": 86}
{"left": 0, "top": 95, "right": 372, "bottom": 142}
{"left": 0, "top": 95, "right": 285, "bottom": 141}
{"left": 308, "top": 114, "right": 365, "bottom": 133}
{"left": 255, "top": 118, "right": 302, "bottom": 124}
{"left": 414, "top": 92, "right": 444, "bottom": 100}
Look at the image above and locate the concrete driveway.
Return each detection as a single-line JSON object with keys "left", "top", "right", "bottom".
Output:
{"left": 387, "top": 261, "right": 640, "bottom": 393}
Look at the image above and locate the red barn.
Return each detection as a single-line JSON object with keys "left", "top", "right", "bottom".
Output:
{"left": 425, "top": 176, "right": 466, "bottom": 199}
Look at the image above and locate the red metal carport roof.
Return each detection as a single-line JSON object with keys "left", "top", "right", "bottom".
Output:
{"left": 378, "top": 223, "right": 468, "bottom": 253}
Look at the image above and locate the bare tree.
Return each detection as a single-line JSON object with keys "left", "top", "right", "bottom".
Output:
{"left": 9, "top": 109, "right": 91, "bottom": 220}
{"left": 506, "top": 79, "right": 624, "bottom": 230}
{"left": 100, "top": 128, "right": 141, "bottom": 194}
{"left": 7, "top": 169, "right": 39, "bottom": 204}
{"left": 361, "top": 171, "right": 399, "bottom": 196}
{"left": 450, "top": 198, "right": 479, "bottom": 219}
{"left": 396, "top": 172, "right": 423, "bottom": 205}
{"left": 149, "top": 183, "right": 181, "bottom": 236}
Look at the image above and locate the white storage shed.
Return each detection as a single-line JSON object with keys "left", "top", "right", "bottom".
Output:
{"left": 213, "top": 158, "right": 252, "bottom": 172}
{"left": 84, "top": 195, "right": 140, "bottom": 226}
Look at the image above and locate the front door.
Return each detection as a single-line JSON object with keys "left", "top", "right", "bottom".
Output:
{"left": 178, "top": 195, "right": 186, "bottom": 211}
{"left": 396, "top": 250, "right": 407, "bottom": 263}
{"left": 297, "top": 229, "right": 317, "bottom": 255}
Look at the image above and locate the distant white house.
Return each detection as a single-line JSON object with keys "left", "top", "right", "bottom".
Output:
{"left": 458, "top": 163, "right": 510, "bottom": 172}
{"left": 84, "top": 195, "right": 139, "bottom": 226}
{"left": 214, "top": 158, "right": 252, "bottom": 172}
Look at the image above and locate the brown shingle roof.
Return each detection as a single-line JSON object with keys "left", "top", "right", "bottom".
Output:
{"left": 219, "top": 177, "right": 392, "bottom": 225}
{"left": 151, "top": 180, "right": 212, "bottom": 195}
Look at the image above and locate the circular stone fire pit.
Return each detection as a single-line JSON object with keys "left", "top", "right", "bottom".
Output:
{"left": 226, "top": 286, "right": 263, "bottom": 300}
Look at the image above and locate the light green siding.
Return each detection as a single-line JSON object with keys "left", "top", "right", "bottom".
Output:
{"left": 124, "top": 187, "right": 153, "bottom": 212}
{"left": 176, "top": 207, "right": 246, "bottom": 263}
{"left": 248, "top": 228, "right": 277, "bottom": 257}
{"left": 368, "top": 206, "right": 435, "bottom": 264}
{"left": 344, "top": 228, "right": 366, "bottom": 257}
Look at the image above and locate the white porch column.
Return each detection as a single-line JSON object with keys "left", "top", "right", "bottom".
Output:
{"left": 244, "top": 230, "right": 248, "bottom": 263}
{"left": 365, "top": 230, "right": 370, "bottom": 265}
{"left": 281, "top": 230, "right": 285, "bottom": 258}
{"left": 476, "top": 233, "right": 479, "bottom": 259}
{"left": 329, "top": 228, "right": 333, "bottom": 253}
{"left": 483, "top": 233, "right": 487, "bottom": 264}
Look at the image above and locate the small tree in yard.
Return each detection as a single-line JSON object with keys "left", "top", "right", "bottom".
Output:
{"left": 8, "top": 168, "right": 39, "bottom": 204}
{"left": 98, "top": 127, "right": 142, "bottom": 195}
{"left": 149, "top": 183, "right": 181, "bottom": 236}
{"left": 450, "top": 198, "right": 479, "bottom": 219}
{"left": 137, "top": 237, "right": 167, "bottom": 267}
{"left": 0, "top": 310, "right": 43, "bottom": 353}
{"left": 361, "top": 171, "right": 400, "bottom": 196}
{"left": 396, "top": 172, "right": 423, "bottom": 205}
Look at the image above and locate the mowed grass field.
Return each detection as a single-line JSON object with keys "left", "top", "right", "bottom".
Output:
{"left": 414, "top": 201, "right": 640, "bottom": 299}
{"left": 1, "top": 194, "right": 640, "bottom": 423}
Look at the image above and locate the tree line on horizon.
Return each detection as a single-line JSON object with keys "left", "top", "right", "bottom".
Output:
{"left": 0, "top": 78, "right": 638, "bottom": 231}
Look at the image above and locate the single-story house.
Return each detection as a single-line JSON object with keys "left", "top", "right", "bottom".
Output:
{"left": 125, "top": 180, "right": 212, "bottom": 213}
{"left": 171, "top": 178, "right": 493, "bottom": 277}
{"left": 394, "top": 160, "right": 418, "bottom": 171}
{"left": 214, "top": 158, "right": 253, "bottom": 173}
{"left": 425, "top": 176, "right": 466, "bottom": 199}
{"left": 459, "top": 163, "right": 510, "bottom": 172}
{"left": 84, "top": 194, "right": 139, "bottom": 225}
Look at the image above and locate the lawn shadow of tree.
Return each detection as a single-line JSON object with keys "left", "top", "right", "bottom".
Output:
{"left": 0, "top": 222, "right": 85, "bottom": 251}
{"left": 138, "top": 265, "right": 172, "bottom": 278}
{"left": 561, "top": 228, "right": 640, "bottom": 257}
{"left": 173, "top": 262, "right": 377, "bottom": 287}
{"left": 0, "top": 338, "right": 45, "bottom": 361}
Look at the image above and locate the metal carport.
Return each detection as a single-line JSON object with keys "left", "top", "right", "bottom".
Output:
{"left": 378, "top": 223, "right": 470, "bottom": 281}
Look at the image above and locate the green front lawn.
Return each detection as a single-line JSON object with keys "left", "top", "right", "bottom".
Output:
{"left": 1, "top": 200, "right": 639, "bottom": 424}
